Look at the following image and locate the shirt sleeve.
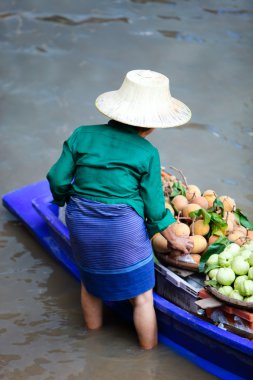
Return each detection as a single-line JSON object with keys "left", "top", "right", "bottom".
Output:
{"left": 139, "top": 148, "right": 175, "bottom": 237}
{"left": 46, "top": 131, "right": 77, "bottom": 206}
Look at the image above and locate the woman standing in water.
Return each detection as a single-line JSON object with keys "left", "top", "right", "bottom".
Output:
{"left": 47, "top": 70, "right": 193, "bottom": 350}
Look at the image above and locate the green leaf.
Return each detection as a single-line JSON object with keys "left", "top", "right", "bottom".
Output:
{"left": 205, "top": 279, "right": 219, "bottom": 288}
{"left": 170, "top": 181, "right": 186, "bottom": 198}
{"left": 210, "top": 226, "right": 224, "bottom": 236}
{"left": 213, "top": 198, "right": 224, "bottom": 210}
{"left": 210, "top": 212, "right": 227, "bottom": 226}
{"left": 209, "top": 212, "right": 228, "bottom": 235}
{"left": 204, "top": 263, "right": 220, "bottom": 274}
{"left": 234, "top": 208, "right": 253, "bottom": 230}
{"left": 213, "top": 235, "right": 231, "bottom": 245}
{"left": 209, "top": 198, "right": 224, "bottom": 216}
{"left": 198, "top": 236, "right": 231, "bottom": 273}
{"left": 208, "top": 198, "right": 225, "bottom": 218}
{"left": 189, "top": 208, "right": 211, "bottom": 224}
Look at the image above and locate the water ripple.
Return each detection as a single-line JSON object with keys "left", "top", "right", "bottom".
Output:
{"left": 0, "top": 12, "right": 17, "bottom": 19}
{"left": 158, "top": 15, "right": 181, "bottom": 20}
{"left": 36, "top": 15, "right": 129, "bottom": 25}
{"left": 158, "top": 30, "right": 205, "bottom": 43}
{"left": 131, "top": 0, "right": 176, "bottom": 4}
{"left": 203, "top": 8, "right": 253, "bottom": 15}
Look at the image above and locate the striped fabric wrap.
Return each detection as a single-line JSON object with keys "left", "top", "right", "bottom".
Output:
{"left": 65, "top": 196, "right": 155, "bottom": 301}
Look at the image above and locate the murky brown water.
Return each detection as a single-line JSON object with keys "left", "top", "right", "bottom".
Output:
{"left": 1, "top": 0, "right": 252, "bottom": 379}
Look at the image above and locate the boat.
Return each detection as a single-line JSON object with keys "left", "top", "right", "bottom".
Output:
{"left": 2, "top": 180, "right": 253, "bottom": 380}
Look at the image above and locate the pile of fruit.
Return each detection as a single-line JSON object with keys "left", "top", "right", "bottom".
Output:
{"left": 205, "top": 242, "right": 253, "bottom": 302}
{"left": 152, "top": 167, "right": 253, "bottom": 268}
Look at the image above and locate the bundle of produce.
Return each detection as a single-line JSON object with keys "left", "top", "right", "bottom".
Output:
{"left": 152, "top": 167, "right": 253, "bottom": 271}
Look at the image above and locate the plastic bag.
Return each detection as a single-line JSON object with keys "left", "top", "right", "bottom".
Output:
{"left": 177, "top": 254, "right": 195, "bottom": 264}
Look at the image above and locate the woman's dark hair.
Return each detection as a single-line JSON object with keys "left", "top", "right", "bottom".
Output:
{"left": 133, "top": 126, "right": 152, "bottom": 133}
{"left": 109, "top": 120, "right": 152, "bottom": 133}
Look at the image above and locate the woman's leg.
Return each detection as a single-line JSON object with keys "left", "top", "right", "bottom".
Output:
{"left": 81, "top": 283, "right": 103, "bottom": 330}
{"left": 130, "top": 289, "right": 157, "bottom": 350}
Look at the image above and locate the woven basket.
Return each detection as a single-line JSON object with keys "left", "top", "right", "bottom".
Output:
{"left": 205, "top": 275, "right": 253, "bottom": 310}
{"left": 155, "top": 252, "right": 199, "bottom": 272}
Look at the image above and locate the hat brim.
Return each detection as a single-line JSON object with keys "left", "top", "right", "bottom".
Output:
{"left": 95, "top": 91, "right": 191, "bottom": 128}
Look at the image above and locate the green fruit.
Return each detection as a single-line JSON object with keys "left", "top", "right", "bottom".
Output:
{"left": 218, "top": 286, "right": 233, "bottom": 297}
{"left": 231, "top": 256, "right": 250, "bottom": 275}
{"left": 238, "top": 279, "right": 253, "bottom": 297}
{"left": 224, "top": 243, "right": 240, "bottom": 256}
{"left": 244, "top": 295, "right": 253, "bottom": 302}
{"left": 216, "top": 268, "right": 235, "bottom": 286}
{"left": 248, "top": 267, "right": 253, "bottom": 280}
{"left": 243, "top": 241, "right": 253, "bottom": 252}
{"left": 229, "top": 290, "right": 244, "bottom": 301}
{"left": 209, "top": 268, "right": 219, "bottom": 280}
{"left": 206, "top": 254, "right": 219, "bottom": 266}
{"left": 234, "top": 275, "right": 248, "bottom": 291}
{"left": 239, "top": 248, "right": 252, "bottom": 260}
{"left": 248, "top": 253, "right": 253, "bottom": 267}
{"left": 218, "top": 251, "right": 233, "bottom": 267}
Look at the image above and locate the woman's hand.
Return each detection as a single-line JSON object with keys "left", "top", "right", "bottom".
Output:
{"left": 167, "top": 236, "right": 193, "bottom": 255}
{"left": 160, "top": 225, "right": 193, "bottom": 255}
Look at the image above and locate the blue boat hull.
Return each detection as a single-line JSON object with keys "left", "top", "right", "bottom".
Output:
{"left": 2, "top": 181, "right": 253, "bottom": 380}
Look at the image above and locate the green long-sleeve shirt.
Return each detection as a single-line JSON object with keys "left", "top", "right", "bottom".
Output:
{"left": 47, "top": 120, "right": 175, "bottom": 237}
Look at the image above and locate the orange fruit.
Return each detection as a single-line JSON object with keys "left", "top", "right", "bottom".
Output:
{"left": 224, "top": 211, "right": 237, "bottom": 225}
{"left": 233, "top": 225, "right": 247, "bottom": 236}
{"left": 190, "top": 196, "right": 208, "bottom": 209}
{"left": 182, "top": 203, "right": 201, "bottom": 218}
{"left": 186, "top": 185, "right": 201, "bottom": 201}
{"left": 247, "top": 230, "right": 253, "bottom": 240}
{"left": 208, "top": 235, "right": 219, "bottom": 245}
{"left": 228, "top": 231, "right": 245, "bottom": 246}
{"left": 203, "top": 189, "right": 217, "bottom": 208}
{"left": 171, "top": 195, "right": 188, "bottom": 212}
{"left": 189, "top": 235, "right": 208, "bottom": 254}
{"left": 151, "top": 233, "right": 169, "bottom": 253}
{"left": 171, "top": 222, "right": 190, "bottom": 237}
{"left": 190, "top": 219, "right": 210, "bottom": 236}
{"left": 224, "top": 220, "right": 234, "bottom": 234}
{"left": 218, "top": 195, "right": 236, "bottom": 212}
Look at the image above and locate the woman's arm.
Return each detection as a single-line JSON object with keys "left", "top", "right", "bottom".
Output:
{"left": 160, "top": 225, "right": 193, "bottom": 254}
{"left": 47, "top": 134, "right": 76, "bottom": 206}
{"left": 139, "top": 148, "right": 175, "bottom": 236}
{"left": 140, "top": 148, "right": 193, "bottom": 254}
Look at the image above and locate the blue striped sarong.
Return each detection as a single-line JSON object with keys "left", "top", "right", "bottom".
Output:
{"left": 65, "top": 196, "right": 155, "bottom": 301}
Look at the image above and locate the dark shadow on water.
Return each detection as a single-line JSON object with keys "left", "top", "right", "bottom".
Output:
{"left": 36, "top": 15, "right": 129, "bottom": 26}
{"left": 158, "top": 15, "right": 181, "bottom": 20}
{"left": 0, "top": 12, "right": 17, "bottom": 19}
{"left": 158, "top": 30, "right": 178, "bottom": 38}
{"left": 36, "top": 46, "right": 48, "bottom": 53}
{"left": 203, "top": 8, "right": 253, "bottom": 15}
{"left": 158, "top": 30, "right": 205, "bottom": 43}
{"left": 131, "top": 0, "right": 176, "bottom": 4}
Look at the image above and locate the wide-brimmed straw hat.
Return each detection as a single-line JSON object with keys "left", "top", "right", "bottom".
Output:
{"left": 95, "top": 69, "right": 191, "bottom": 128}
